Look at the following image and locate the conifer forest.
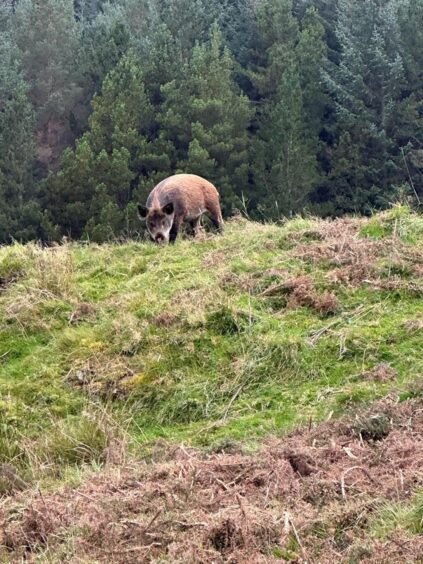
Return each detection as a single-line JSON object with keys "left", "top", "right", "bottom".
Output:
{"left": 1, "top": 0, "right": 422, "bottom": 243}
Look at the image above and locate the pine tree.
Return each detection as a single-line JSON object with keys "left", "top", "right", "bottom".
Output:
{"left": 250, "top": 0, "right": 323, "bottom": 217}
{"left": 0, "top": 5, "right": 40, "bottom": 243}
{"left": 0, "top": 85, "right": 40, "bottom": 243}
{"left": 210, "top": 0, "right": 258, "bottom": 67}
{"left": 322, "top": 0, "right": 409, "bottom": 214}
{"left": 13, "top": 0, "right": 82, "bottom": 171}
{"left": 253, "top": 54, "right": 318, "bottom": 216}
{"left": 296, "top": 7, "right": 327, "bottom": 140}
{"left": 398, "top": 0, "right": 423, "bottom": 201}
{"left": 150, "top": 0, "right": 213, "bottom": 60}
{"left": 71, "top": 13, "right": 131, "bottom": 140}
{"left": 74, "top": 0, "right": 114, "bottom": 21}
{"left": 160, "top": 26, "right": 252, "bottom": 212}
{"left": 140, "top": 24, "right": 184, "bottom": 107}
{"left": 79, "top": 16, "right": 131, "bottom": 98}
{"left": 43, "top": 52, "right": 160, "bottom": 241}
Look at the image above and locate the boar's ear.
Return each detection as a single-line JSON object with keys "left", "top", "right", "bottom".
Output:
{"left": 163, "top": 202, "right": 174, "bottom": 215}
{"left": 137, "top": 204, "right": 148, "bottom": 219}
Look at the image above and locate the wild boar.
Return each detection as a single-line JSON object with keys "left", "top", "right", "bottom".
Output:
{"left": 138, "top": 173, "right": 224, "bottom": 244}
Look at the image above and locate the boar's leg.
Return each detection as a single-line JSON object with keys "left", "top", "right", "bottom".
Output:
{"left": 189, "top": 217, "right": 201, "bottom": 238}
{"left": 207, "top": 203, "right": 224, "bottom": 233}
{"left": 169, "top": 216, "right": 182, "bottom": 244}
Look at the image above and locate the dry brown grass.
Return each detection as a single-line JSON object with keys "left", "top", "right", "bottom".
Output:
{"left": 2, "top": 398, "right": 423, "bottom": 563}
{"left": 170, "top": 286, "right": 225, "bottom": 323}
{"left": 361, "top": 363, "right": 398, "bottom": 382}
{"left": 0, "top": 243, "right": 77, "bottom": 331}
{"left": 403, "top": 319, "right": 423, "bottom": 333}
{"left": 287, "top": 216, "right": 423, "bottom": 307}
{"left": 153, "top": 312, "right": 180, "bottom": 327}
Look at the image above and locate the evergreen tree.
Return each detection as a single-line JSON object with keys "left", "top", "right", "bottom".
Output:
{"left": 1, "top": 0, "right": 422, "bottom": 238}
{"left": 71, "top": 13, "right": 131, "bottom": 139}
{"left": 140, "top": 24, "right": 184, "bottom": 107}
{"left": 74, "top": 0, "right": 114, "bottom": 21}
{"left": 253, "top": 55, "right": 318, "bottom": 216}
{"left": 151, "top": 0, "right": 213, "bottom": 60}
{"left": 13, "top": 0, "right": 82, "bottom": 172}
{"left": 321, "top": 0, "right": 410, "bottom": 214}
{"left": 43, "top": 52, "right": 162, "bottom": 241}
{"left": 0, "top": 19, "right": 39, "bottom": 243}
{"left": 119, "top": 0, "right": 152, "bottom": 47}
{"left": 211, "top": 0, "right": 258, "bottom": 67}
{"left": 160, "top": 26, "right": 253, "bottom": 212}
{"left": 251, "top": 0, "right": 323, "bottom": 217}
{"left": 297, "top": 7, "right": 327, "bottom": 140}
{"left": 398, "top": 0, "right": 423, "bottom": 201}
{"left": 79, "top": 17, "right": 131, "bottom": 99}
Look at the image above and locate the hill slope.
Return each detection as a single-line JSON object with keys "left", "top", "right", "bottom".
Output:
{"left": 0, "top": 206, "right": 422, "bottom": 560}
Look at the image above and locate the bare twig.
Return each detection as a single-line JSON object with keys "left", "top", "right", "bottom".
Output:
{"left": 284, "top": 511, "right": 307, "bottom": 559}
{"left": 222, "top": 383, "right": 245, "bottom": 421}
{"left": 340, "top": 466, "right": 375, "bottom": 499}
{"left": 401, "top": 147, "right": 422, "bottom": 205}
{"left": 144, "top": 508, "right": 163, "bottom": 533}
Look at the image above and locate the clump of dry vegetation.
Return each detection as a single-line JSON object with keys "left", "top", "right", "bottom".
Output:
{"left": 1, "top": 398, "right": 422, "bottom": 562}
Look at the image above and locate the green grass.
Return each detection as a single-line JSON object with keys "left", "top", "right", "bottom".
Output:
{"left": 0, "top": 206, "right": 422, "bottom": 478}
{"left": 371, "top": 489, "right": 423, "bottom": 537}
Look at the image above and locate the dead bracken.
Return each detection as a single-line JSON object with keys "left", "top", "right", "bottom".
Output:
{"left": 291, "top": 216, "right": 423, "bottom": 294}
{"left": 261, "top": 275, "right": 340, "bottom": 316}
{"left": 1, "top": 398, "right": 423, "bottom": 563}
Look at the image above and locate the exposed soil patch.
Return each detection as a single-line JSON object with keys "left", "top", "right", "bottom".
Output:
{"left": 1, "top": 398, "right": 423, "bottom": 563}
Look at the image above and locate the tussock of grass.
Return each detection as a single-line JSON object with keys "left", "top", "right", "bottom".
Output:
{"left": 0, "top": 206, "right": 422, "bottom": 482}
{"left": 371, "top": 490, "right": 423, "bottom": 537}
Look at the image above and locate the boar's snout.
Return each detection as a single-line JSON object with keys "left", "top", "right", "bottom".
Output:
{"left": 155, "top": 233, "right": 166, "bottom": 244}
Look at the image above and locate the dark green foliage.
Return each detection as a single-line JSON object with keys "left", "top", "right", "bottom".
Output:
{"left": 74, "top": 0, "right": 114, "bottom": 22}
{"left": 0, "top": 0, "right": 422, "bottom": 240}
{"left": 42, "top": 52, "right": 157, "bottom": 241}
{"left": 12, "top": 0, "right": 82, "bottom": 173}
{"left": 159, "top": 26, "right": 253, "bottom": 212}
{"left": 0, "top": 16, "right": 39, "bottom": 243}
{"left": 212, "top": 0, "right": 258, "bottom": 67}
{"left": 79, "top": 19, "right": 131, "bottom": 100}
{"left": 313, "top": 0, "right": 422, "bottom": 215}
{"left": 250, "top": 0, "right": 324, "bottom": 217}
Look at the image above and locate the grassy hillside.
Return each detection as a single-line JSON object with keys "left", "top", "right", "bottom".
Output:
{"left": 0, "top": 205, "right": 423, "bottom": 473}
{"left": 1, "top": 205, "right": 423, "bottom": 561}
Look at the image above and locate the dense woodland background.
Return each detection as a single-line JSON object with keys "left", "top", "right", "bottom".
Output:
{"left": 0, "top": 0, "right": 422, "bottom": 243}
